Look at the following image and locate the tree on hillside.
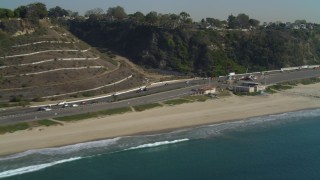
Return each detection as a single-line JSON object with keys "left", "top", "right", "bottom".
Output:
{"left": 294, "top": 20, "right": 307, "bottom": 24}
{"left": 85, "top": 8, "right": 104, "bottom": 17}
{"left": 14, "top": 6, "right": 27, "bottom": 18}
{"left": 236, "top": 13, "right": 250, "bottom": 29}
{"left": 249, "top": 18, "right": 260, "bottom": 27}
{"left": 106, "top": 6, "right": 127, "bottom": 19}
{"left": 132, "top": 11, "right": 145, "bottom": 23}
{"left": 145, "top": 11, "right": 158, "bottom": 25}
{"left": 179, "top": 11, "right": 192, "bottom": 24}
{"left": 0, "top": 8, "right": 14, "bottom": 18}
{"left": 26, "top": 2, "right": 48, "bottom": 19}
{"left": 48, "top": 6, "right": 69, "bottom": 18}
{"left": 227, "top": 14, "right": 240, "bottom": 29}
{"left": 206, "top": 18, "right": 223, "bottom": 28}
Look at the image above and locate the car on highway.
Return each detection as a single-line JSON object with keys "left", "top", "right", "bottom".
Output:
{"left": 38, "top": 107, "right": 52, "bottom": 111}
{"left": 57, "top": 101, "right": 66, "bottom": 106}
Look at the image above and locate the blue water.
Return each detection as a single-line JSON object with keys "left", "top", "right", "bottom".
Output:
{"left": 1, "top": 109, "right": 320, "bottom": 180}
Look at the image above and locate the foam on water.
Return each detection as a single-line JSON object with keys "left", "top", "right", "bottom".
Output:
{"left": 125, "top": 139, "right": 189, "bottom": 150}
{"left": 0, "top": 157, "right": 81, "bottom": 179}
{"left": 0, "top": 137, "right": 121, "bottom": 161}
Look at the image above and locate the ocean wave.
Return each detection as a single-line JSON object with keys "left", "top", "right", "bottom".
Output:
{"left": 125, "top": 139, "right": 189, "bottom": 151}
{"left": 0, "top": 157, "right": 81, "bottom": 179}
{"left": 0, "top": 137, "right": 121, "bottom": 161}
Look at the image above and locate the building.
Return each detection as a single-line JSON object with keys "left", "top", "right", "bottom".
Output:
{"left": 195, "top": 86, "right": 216, "bottom": 95}
{"left": 233, "top": 81, "right": 266, "bottom": 93}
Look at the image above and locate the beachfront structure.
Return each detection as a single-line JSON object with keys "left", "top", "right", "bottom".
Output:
{"left": 195, "top": 86, "right": 216, "bottom": 95}
{"left": 233, "top": 81, "right": 266, "bottom": 93}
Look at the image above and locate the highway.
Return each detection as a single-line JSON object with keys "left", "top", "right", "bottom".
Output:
{"left": 0, "top": 79, "right": 210, "bottom": 125}
{"left": 1, "top": 68, "right": 320, "bottom": 125}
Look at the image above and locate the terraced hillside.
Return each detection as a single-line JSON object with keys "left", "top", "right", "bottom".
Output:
{"left": 0, "top": 19, "right": 153, "bottom": 103}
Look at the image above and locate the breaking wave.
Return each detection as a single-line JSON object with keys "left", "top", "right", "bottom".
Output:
{"left": 0, "top": 157, "right": 81, "bottom": 178}
{"left": 125, "top": 139, "right": 189, "bottom": 150}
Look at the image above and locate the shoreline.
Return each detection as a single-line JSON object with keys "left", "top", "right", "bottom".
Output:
{"left": 1, "top": 83, "right": 320, "bottom": 156}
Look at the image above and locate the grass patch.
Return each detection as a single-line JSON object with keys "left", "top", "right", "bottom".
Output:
{"left": 0, "top": 101, "right": 30, "bottom": 108}
{"left": 184, "top": 95, "right": 211, "bottom": 102}
{"left": 269, "top": 84, "right": 293, "bottom": 91}
{"left": 163, "top": 98, "right": 191, "bottom": 106}
{"left": 54, "top": 112, "right": 98, "bottom": 122}
{"left": 0, "top": 122, "right": 30, "bottom": 134}
{"left": 54, "top": 107, "right": 132, "bottom": 122}
{"left": 36, "top": 119, "right": 61, "bottom": 127}
{"left": 133, "top": 103, "right": 163, "bottom": 112}
{"left": 299, "top": 78, "right": 320, "bottom": 85}
{"left": 265, "top": 87, "right": 277, "bottom": 94}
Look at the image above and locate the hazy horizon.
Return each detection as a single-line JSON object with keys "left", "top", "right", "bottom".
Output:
{"left": 1, "top": 0, "right": 319, "bottom": 23}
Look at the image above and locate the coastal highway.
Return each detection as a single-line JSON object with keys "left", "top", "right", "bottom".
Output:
{"left": 0, "top": 79, "right": 211, "bottom": 125}
{"left": 1, "top": 68, "right": 320, "bottom": 125}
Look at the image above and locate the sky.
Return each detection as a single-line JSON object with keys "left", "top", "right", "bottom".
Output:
{"left": 1, "top": 0, "right": 319, "bottom": 23}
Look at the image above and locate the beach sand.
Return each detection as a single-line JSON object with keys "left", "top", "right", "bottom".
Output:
{"left": 1, "top": 83, "right": 320, "bottom": 156}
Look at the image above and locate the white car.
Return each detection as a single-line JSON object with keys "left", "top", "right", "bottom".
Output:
{"left": 72, "top": 104, "right": 79, "bottom": 107}
{"left": 57, "top": 101, "right": 66, "bottom": 106}
{"left": 38, "top": 107, "right": 52, "bottom": 111}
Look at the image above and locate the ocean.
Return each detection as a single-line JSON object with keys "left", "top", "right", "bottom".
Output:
{"left": 1, "top": 109, "right": 320, "bottom": 180}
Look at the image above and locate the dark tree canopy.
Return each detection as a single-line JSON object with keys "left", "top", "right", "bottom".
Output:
{"left": 132, "top": 11, "right": 145, "bottom": 22}
{"left": 237, "top": 13, "right": 250, "bottom": 28}
{"left": 26, "top": 2, "right": 48, "bottom": 19}
{"left": 228, "top": 14, "right": 239, "bottom": 29}
{"left": 14, "top": 6, "right": 28, "bottom": 18}
{"left": 85, "top": 8, "right": 104, "bottom": 17}
{"left": 249, "top": 19, "right": 260, "bottom": 27}
{"left": 145, "top": 11, "right": 158, "bottom": 24}
{"left": 48, "top": 6, "right": 69, "bottom": 18}
{"left": 0, "top": 8, "right": 14, "bottom": 18}
{"left": 106, "top": 6, "right": 127, "bottom": 19}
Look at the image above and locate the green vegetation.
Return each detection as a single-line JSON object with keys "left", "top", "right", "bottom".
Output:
{"left": 82, "top": 91, "right": 95, "bottom": 97}
{"left": 0, "top": 119, "right": 63, "bottom": 134}
{"left": 163, "top": 98, "right": 191, "bottom": 105}
{"left": 184, "top": 95, "right": 211, "bottom": 102}
{"left": 265, "top": 87, "right": 277, "bottom": 94}
{"left": 0, "top": 101, "right": 30, "bottom": 108}
{"left": 36, "top": 119, "right": 61, "bottom": 126}
{"left": 267, "top": 78, "right": 320, "bottom": 93}
{"left": 299, "top": 78, "right": 320, "bottom": 85}
{"left": 54, "top": 107, "right": 132, "bottom": 122}
{"left": 0, "top": 122, "right": 30, "bottom": 134}
{"left": 267, "top": 84, "right": 293, "bottom": 91}
{"left": 133, "top": 103, "right": 162, "bottom": 112}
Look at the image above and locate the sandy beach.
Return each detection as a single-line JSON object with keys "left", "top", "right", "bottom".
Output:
{"left": 1, "top": 83, "right": 320, "bottom": 156}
